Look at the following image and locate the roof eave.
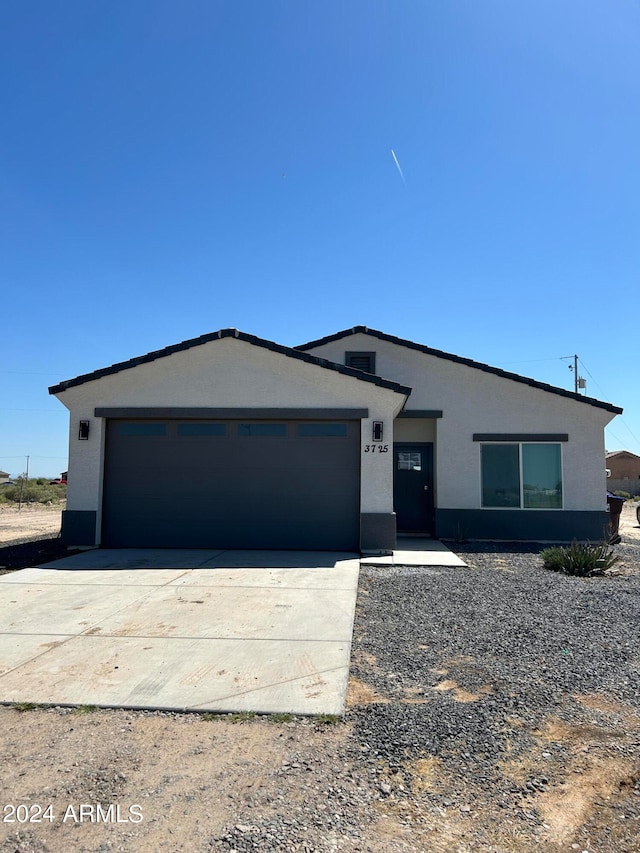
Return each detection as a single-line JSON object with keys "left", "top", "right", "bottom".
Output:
{"left": 296, "top": 327, "right": 623, "bottom": 416}
{"left": 49, "top": 328, "right": 411, "bottom": 399}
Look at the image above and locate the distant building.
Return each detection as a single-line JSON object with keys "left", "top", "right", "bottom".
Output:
{"left": 0, "top": 470, "right": 10, "bottom": 483}
{"left": 606, "top": 450, "right": 640, "bottom": 481}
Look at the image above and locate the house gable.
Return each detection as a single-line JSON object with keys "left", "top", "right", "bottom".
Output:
{"left": 49, "top": 328, "right": 410, "bottom": 399}
{"left": 297, "top": 326, "right": 622, "bottom": 415}
{"left": 52, "top": 331, "right": 410, "bottom": 553}
{"left": 299, "top": 326, "right": 620, "bottom": 523}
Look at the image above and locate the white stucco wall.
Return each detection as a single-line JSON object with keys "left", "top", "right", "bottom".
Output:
{"left": 394, "top": 418, "right": 437, "bottom": 443}
{"left": 54, "top": 337, "right": 407, "bottom": 538}
{"left": 305, "top": 333, "right": 617, "bottom": 512}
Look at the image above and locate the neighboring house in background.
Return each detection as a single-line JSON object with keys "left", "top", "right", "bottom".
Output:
{"left": 49, "top": 326, "right": 622, "bottom": 552}
{"left": 606, "top": 450, "right": 640, "bottom": 481}
{"left": 606, "top": 450, "right": 640, "bottom": 496}
{"left": 0, "top": 470, "right": 10, "bottom": 484}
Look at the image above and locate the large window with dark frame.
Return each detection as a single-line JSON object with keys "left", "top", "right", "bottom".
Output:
{"left": 481, "top": 443, "right": 563, "bottom": 509}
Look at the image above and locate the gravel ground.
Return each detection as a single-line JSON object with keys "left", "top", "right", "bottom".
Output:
{"left": 346, "top": 539, "right": 640, "bottom": 850}
{"left": 217, "top": 536, "right": 640, "bottom": 852}
{"left": 1, "top": 526, "right": 639, "bottom": 851}
{"left": 0, "top": 537, "right": 71, "bottom": 574}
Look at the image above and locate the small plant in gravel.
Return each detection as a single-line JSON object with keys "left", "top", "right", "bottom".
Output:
{"left": 73, "top": 704, "right": 99, "bottom": 714}
{"left": 227, "top": 712, "right": 256, "bottom": 723}
{"left": 314, "top": 714, "right": 342, "bottom": 725}
{"left": 12, "top": 702, "right": 40, "bottom": 712}
{"left": 268, "top": 713, "right": 294, "bottom": 723}
{"left": 541, "top": 541, "right": 619, "bottom": 577}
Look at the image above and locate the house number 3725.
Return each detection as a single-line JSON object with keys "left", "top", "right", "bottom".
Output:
{"left": 363, "top": 444, "right": 389, "bottom": 453}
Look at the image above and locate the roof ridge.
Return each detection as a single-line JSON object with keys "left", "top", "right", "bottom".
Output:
{"left": 295, "top": 326, "right": 623, "bottom": 415}
{"left": 48, "top": 328, "right": 412, "bottom": 398}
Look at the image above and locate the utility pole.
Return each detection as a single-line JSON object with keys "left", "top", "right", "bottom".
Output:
{"left": 563, "top": 355, "right": 585, "bottom": 395}
{"left": 18, "top": 455, "right": 29, "bottom": 511}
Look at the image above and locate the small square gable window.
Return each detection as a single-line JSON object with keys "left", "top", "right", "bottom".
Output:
{"left": 346, "top": 351, "right": 376, "bottom": 374}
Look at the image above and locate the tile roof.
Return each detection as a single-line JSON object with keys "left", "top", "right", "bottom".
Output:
{"left": 296, "top": 326, "right": 623, "bottom": 415}
{"left": 48, "top": 328, "right": 412, "bottom": 398}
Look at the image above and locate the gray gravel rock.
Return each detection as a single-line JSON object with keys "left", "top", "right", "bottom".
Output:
{"left": 216, "top": 540, "right": 640, "bottom": 851}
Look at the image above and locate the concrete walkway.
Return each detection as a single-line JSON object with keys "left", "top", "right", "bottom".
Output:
{"left": 0, "top": 549, "right": 360, "bottom": 716}
{"left": 361, "top": 538, "right": 467, "bottom": 567}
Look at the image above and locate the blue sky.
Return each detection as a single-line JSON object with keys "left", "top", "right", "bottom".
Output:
{"left": 1, "top": 0, "right": 638, "bottom": 477}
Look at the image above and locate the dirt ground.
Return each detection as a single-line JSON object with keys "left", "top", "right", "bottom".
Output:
{"left": 0, "top": 502, "right": 638, "bottom": 852}
{"left": 0, "top": 697, "right": 637, "bottom": 853}
{"left": 618, "top": 499, "right": 639, "bottom": 538}
{"left": 0, "top": 504, "right": 64, "bottom": 546}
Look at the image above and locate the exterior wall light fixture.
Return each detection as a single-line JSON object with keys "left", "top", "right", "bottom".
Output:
{"left": 372, "top": 421, "right": 383, "bottom": 442}
{"left": 78, "top": 420, "right": 90, "bottom": 440}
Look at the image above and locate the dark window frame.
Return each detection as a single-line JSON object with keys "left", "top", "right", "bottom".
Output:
{"left": 480, "top": 442, "right": 564, "bottom": 510}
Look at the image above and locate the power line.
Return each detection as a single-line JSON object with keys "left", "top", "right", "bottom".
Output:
{"left": 0, "top": 456, "right": 67, "bottom": 460}
{"left": 606, "top": 421, "right": 640, "bottom": 453}
{"left": 580, "top": 358, "right": 640, "bottom": 451}
{"left": 497, "top": 357, "right": 566, "bottom": 365}
{"left": 578, "top": 358, "right": 611, "bottom": 399}
{"left": 606, "top": 428, "right": 634, "bottom": 449}
{"left": 3, "top": 455, "right": 67, "bottom": 459}
{"left": 498, "top": 351, "right": 639, "bottom": 453}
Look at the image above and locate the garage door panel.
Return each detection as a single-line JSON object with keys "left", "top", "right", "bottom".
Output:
{"left": 214, "top": 472, "right": 358, "bottom": 497}
{"left": 103, "top": 516, "right": 356, "bottom": 551}
{"left": 102, "top": 419, "right": 360, "bottom": 549}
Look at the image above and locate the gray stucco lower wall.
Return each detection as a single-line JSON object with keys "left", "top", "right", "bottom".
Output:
{"left": 360, "top": 513, "right": 396, "bottom": 554}
{"left": 61, "top": 510, "right": 97, "bottom": 545}
{"left": 435, "top": 509, "right": 610, "bottom": 542}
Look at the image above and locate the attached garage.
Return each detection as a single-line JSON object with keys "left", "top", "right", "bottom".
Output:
{"left": 50, "top": 329, "right": 410, "bottom": 553}
{"left": 102, "top": 417, "right": 361, "bottom": 550}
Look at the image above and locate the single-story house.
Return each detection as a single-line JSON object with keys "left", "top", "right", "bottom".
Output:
{"left": 606, "top": 450, "right": 640, "bottom": 481}
{"left": 49, "top": 326, "right": 622, "bottom": 552}
{"left": 0, "top": 470, "right": 10, "bottom": 484}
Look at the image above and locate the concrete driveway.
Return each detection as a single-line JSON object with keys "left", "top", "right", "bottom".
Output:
{"left": 0, "top": 549, "right": 360, "bottom": 716}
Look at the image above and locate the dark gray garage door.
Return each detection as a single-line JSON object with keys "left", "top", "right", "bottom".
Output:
{"left": 102, "top": 419, "right": 360, "bottom": 550}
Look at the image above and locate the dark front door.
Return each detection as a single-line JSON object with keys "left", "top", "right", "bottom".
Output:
{"left": 394, "top": 443, "right": 434, "bottom": 534}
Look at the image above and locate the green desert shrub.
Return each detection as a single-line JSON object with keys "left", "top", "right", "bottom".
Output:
{"left": 0, "top": 482, "right": 65, "bottom": 504}
{"left": 614, "top": 490, "right": 631, "bottom": 499}
{"left": 541, "top": 542, "right": 619, "bottom": 577}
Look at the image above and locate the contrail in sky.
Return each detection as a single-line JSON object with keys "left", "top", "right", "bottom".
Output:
{"left": 391, "top": 149, "right": 406, "bottom": 184}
